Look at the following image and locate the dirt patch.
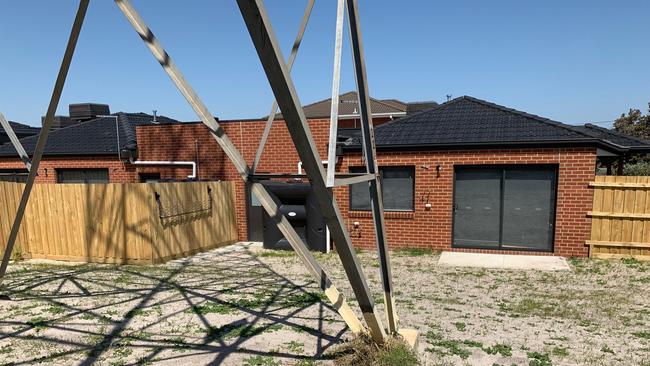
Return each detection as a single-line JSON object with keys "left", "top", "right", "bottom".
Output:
{"left": 0, "top": 243, "right": 648, "bottom": 365}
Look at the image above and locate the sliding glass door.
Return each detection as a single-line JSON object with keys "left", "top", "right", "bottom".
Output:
{"left": 453, "top": 165, "right": 557, "bottom": 252}
{"left": 453, "top": 169, "right": 502, "bottom": 248}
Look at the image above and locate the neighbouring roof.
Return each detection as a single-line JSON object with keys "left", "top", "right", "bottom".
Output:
{"left": 343, "top": 96, "right": 643, "bottom": 153}
{"left": 571, "top": 123, "right": 650, "bottom": 152}
{"left": 0, "top": 112, "right": 179, "bottom": 157}
{"left": 273, "top": 91, "right": 410, "bottom": 120}
{"left": 3, "top": 121, "right": 41, "bottom": 136}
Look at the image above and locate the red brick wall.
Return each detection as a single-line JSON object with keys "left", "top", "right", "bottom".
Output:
{"left": 135, "top": 118, "right": 335, "bottom": 240}
{"left": 1, "top": 117, "right": 597, "bottom": 257}
{"left": 334, "top": 148, "right": 596, "bottom": 257}
{"left": 0, "top": 157, "right": 138, "bottom": 183}
{"left": 135, "top": 119, "right": 597, "bottom": 257}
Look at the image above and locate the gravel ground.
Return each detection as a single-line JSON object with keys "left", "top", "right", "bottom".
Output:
{"left": 0, "top": 242, "right": 648, "bottom": 365}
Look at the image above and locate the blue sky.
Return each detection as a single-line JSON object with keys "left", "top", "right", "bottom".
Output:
{"left": 0, "top": 1, "right": 648, "bottom": 127}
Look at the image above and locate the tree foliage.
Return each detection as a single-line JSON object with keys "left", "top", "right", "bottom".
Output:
{"left": 614, "top": 102, "right": 650, "bottom": 175}
{"left": 613, "top": 102, "right": 650, "bottom": 141}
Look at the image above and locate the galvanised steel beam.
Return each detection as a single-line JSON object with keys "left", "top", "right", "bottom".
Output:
{"left": 114, "top": 0, "right": 365, "bottom": 335}
{"left": 0, "top": 113, "right": 31, "bottom": 171}
{"left": 346, "top": 0, "right": 398, "bottom": 333}
{"left": 251, "top": 0, "right": 314, "bottom": 174}
{"left": 325, "top": 0, "right": 346, "bottom": 187}
{"left": 333, "top": 173, "right": 375, "bottom": 187}
{"left": 237, "top": 0, "right": 387, "bottom": 343}
{"left": 0, "top": 0, "right": 90, "bottom": 281}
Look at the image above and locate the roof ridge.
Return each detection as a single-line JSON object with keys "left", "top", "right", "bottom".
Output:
{"left": 370, "top": 96, "right": 407, "bottom": 112}
{"left": 460, "top": 96, "right": 595, "bottom": 140}
{"left": 298, "top": 91, "right": 358, "bottom": 111}
{"left": 8, "top": 120, "right": 39, "bottom": 129}
{"left": 375, "top": 99, "right": 452, "bottom": 131}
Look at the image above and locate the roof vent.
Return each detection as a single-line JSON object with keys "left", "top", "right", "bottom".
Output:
{"left": 68, "top": 103, "right": 110, "bottom": 122}
{"left": 152, "top": 110, "right": 158, "bottom": 124}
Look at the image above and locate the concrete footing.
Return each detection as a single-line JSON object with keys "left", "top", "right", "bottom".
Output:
{"left": 398, "top": 328, "right": 419, "bottom": 350}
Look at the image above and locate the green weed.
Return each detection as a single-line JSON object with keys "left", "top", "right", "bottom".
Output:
{"left": 632, "top": 330, "right": 650, "bottom": 339}
{"left": 394, "top": 248, "right": 434, "bottom": 256}
{"left": 463, "top": 339, "right": 483, "bottom": 348}
{"left": 187, "top": 302, "right": 234, "bottom": 315}
{"left": 600, "top": 345, "right": 615, "bottom": 354}
{"left": 453, "top": 322, "right": 466, "bottom": 331}
{"left": 527, "top": 351, "right": 552, "bottom": 366}
{"left": 283, "top": 340, "right": 304, "bottom": 353}
{"left": 551, "top": 346, "right": 568, "bottom": 357}
{"left": 256, "top": 251, "right": 295, "bottom": 258}
{"left": 27, "top": 316, "right": 49, "bottom": 331}
{"left": 46, "top": 305, "right": 65, "bottom": 315}
{"left": 484, "top": 343, "right": 512, "bottom": 357}
{"left": 242, "top": 355, "right": 280, "bottom": 366}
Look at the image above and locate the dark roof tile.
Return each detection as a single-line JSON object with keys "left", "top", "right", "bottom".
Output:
{"left": 344, "top": 96, "right": 625, "bottom": 150}
{"left": 0, "top": 112, "right": 179, "bottom": 157}
{"left": 571, "top": 123, "right": 650, "bottom": 149}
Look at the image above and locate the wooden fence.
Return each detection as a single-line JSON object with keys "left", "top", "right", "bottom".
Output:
{"left": 0, "top": 181, "right": 238, "bottom": 264}
{"left": 588, "top": 176, "right": 650, "bottom": 260}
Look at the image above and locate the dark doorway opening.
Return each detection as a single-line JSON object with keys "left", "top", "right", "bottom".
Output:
{"left": 246, "top": 182, "right": 264, "bottom": 242}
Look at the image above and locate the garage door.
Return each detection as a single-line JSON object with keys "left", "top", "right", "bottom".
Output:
{"left": 453, "top": 165, "right": 557, "bottom": 252}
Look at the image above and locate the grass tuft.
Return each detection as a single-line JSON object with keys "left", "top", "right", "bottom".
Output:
{"left": 632, "top": 330, "right": 650, "bottom": 339}
{"left": 483, "top": 343, "right": 512, "bottom": 357}
{"left": 394, "top": 248, "right": 434, "bottom": 256}
{"left": 256, "top": 251, "right": 295, "bottom": 258}
{"left": 186, "top": 302, "right": 234, "bottom": 315}
{"left": 527, "top": 351, "right": 552, "bottom": 366}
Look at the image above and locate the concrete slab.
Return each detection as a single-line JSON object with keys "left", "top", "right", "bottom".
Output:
{"left": 438, "top": 251, "right": 570, "bottom": 271}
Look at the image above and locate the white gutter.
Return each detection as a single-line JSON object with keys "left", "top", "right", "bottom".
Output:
{"left": 129, "top": 157, "right": 196, "bottom": 179}
{"left": 337, "top": 112, "right": 406, "bottom": 118}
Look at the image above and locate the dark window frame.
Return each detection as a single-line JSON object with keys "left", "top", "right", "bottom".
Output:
{"left": 56, "top": 168, "right": 110, "bottom": 184}
{"left": 0, "top": 169, "right": 29, "bottom": 183}
{"left": 349, "top": 165, "right": 416, "bottom": 212}
{"left": 451, "top": 164, "right": 558, "bottom": 252}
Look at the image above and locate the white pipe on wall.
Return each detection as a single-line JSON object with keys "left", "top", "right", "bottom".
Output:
{"left": 297, "top": 160, "right": 329, "bottom": 175}
{"left": 129, "top": 158, "right": 197, "bottom": 179}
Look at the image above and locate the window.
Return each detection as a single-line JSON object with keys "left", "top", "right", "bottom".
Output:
{"left": 453, "top": 165, "right": 557, "bottom": 251}
{"left": 57, "top": 169, "right": 109, "bottom": 184}
{"left": 0, "top": 169, "right": 28, "bottom": 183}
{"left": 139, "top": 173, "right": 161, "bottom": 183}
{"left": 349, "top": 166, "right": 415, "bottom": 211}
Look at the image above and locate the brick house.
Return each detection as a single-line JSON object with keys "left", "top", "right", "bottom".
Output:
{"left": 2, "top": 96, "right": 648, "bottom": 257}
{"left": 0, "top": 103, "right": 182, "bottom": 183}
{"left": 134, "top": 96, "right": 650, "bottom": 257}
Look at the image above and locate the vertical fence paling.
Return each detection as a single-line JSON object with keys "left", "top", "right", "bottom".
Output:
{"left": 0, "top": 181, "right": 238, "bottom": 264}
{"left": 588, "top": 176, "right": 650, "bottom": 259}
